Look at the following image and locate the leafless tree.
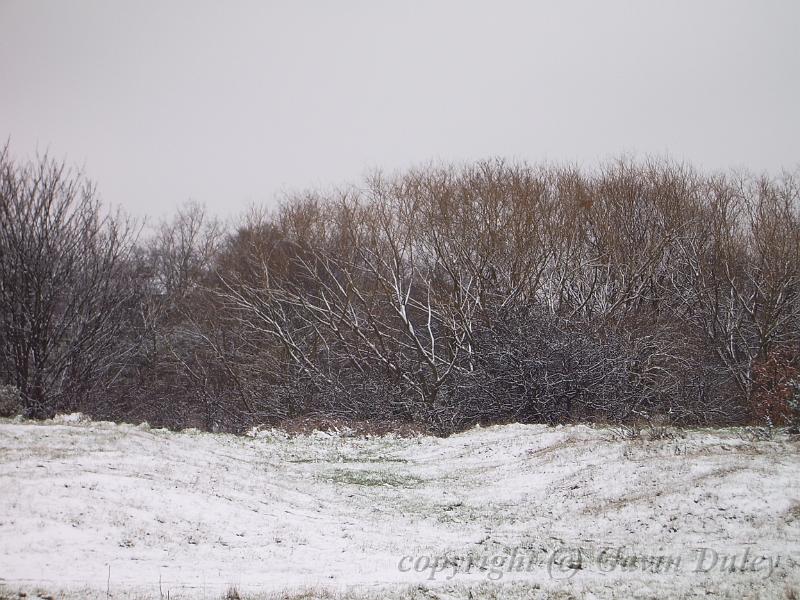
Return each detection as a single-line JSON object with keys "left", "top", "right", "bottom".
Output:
{"left": 0, "top": 146, "right": 138, "bottom": 416}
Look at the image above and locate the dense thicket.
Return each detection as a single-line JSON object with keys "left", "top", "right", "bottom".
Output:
{"left": 1, "top": 147, "right": 798, "bottom": 433}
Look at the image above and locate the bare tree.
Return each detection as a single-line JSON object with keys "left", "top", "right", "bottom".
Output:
{"left": 0, "top": 146, "right": 138, "bottom": 417}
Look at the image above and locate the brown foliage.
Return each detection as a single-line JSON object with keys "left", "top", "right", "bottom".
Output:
{"left": 751, "top": 349, "right": 800, "bottom": 426}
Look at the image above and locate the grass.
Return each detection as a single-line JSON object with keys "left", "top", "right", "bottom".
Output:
{"left": 320, "top": 468, "right": 426, "bottom": 488}
{"left": 287, "top": 456, "right": 408, "bottom": 464}
{"left": 0, "top": 583, "right": 561, "bottom": 600}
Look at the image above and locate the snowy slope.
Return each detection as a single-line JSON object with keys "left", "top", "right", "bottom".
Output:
{"left": 0, "top": 417, "right": 798, "bottom": 599}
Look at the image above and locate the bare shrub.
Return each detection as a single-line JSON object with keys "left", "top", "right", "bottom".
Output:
{"left": 751, "top": 348, "right": 800, "bottom": 429}
{"left": 0, "top": 385, "right": 21, "bottom": 418}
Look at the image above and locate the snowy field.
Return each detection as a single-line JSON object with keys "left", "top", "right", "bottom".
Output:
{"left": 0, "top": 417, "right": 798, "bottom": 600}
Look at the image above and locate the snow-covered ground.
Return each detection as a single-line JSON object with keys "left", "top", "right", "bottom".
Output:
{"left": 0, "top": 417, "right": 798, "bottom": 599}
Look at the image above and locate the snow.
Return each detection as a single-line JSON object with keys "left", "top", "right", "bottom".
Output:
{"left": 0, "top": 418, "right": 798, "bottom": 599}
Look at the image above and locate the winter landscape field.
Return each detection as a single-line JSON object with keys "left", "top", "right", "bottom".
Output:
{"left": 3, "top": 2, "right": 800, "bottom": 599}
{"left": 1, "top": 416, "right": 798, "bottom": 599}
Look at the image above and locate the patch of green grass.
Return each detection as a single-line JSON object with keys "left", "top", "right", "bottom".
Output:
{"left": 289, "top": 455, "right": 408, "bottom": 464}
{"left": 344, "top": 456, "right": 409, "bottom": 463}
{"left": 320, "top": 468, "right": 425, "bottom": 488}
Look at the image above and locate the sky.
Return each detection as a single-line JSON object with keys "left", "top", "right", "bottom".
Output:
{"left": 1, "top": 0, "right": 799, "bottom": 219}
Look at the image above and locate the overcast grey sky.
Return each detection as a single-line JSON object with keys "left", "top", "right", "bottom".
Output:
{"left": 1, "top": 1, "right": 799, "bottom": 218}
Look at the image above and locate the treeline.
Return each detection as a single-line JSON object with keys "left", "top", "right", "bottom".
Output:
{"left": 1, "top": 145, "right": 799, "bottom": 434}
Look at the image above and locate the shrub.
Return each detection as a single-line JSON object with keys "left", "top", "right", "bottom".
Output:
{"left": 0, "top": 385, "right": 22, "bottom": 418}
{"left": 751, "top": 349, "right": 800, "bottom": 428}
